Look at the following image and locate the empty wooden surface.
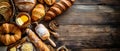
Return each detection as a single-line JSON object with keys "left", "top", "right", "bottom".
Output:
{"left": 55, "top": 0, "right": 120, "bottom": 51}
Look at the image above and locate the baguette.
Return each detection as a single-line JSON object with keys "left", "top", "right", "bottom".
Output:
{"left": 26, "top": 28, "right": 50, "bottom": 51}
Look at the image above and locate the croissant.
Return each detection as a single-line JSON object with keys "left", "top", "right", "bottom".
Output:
{"left": 44, "top": 0, "right": 75, "bottom": 21}
{"left": 14, "top": 0, "right": 36, "bottom": 12}
{"left": 0, "top": 23, "right": 22, "bottom": 45}
{"left": 32, "top": 4, "right": 45, "bottom": 22}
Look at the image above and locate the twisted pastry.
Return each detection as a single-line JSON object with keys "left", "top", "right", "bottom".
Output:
{"left": 44, "top": 0, "right": 75, "bottom": 21}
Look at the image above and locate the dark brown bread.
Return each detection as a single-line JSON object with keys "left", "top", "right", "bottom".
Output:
{"left": 44, "top": 0, "right": 75, "bottom": 21}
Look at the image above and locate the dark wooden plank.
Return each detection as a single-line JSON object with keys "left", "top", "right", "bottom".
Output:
{"left": 56, "top": 25, "right": 120, "bottom": 49}
{"left": 55, "top": 5, "right": 120, "bottom": 25}
{"left": 74, "top": 48, "right": 120, "bottom": 51}
{"left": 78, "top": 49, "right": 108, "bottom": 51}
{"left": 67, "top": 48, "right": 120, "bottom": 51}
{"left": 74, "top": 0, "right": 120, "bottom": 5}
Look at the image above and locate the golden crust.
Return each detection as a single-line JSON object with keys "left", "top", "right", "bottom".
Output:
{"left": 46, "top": 11, "right": 56, "bottom": 18}
{"left": 44, "top": 0, "right": 56, "bottom": 5}
{"left": 32, "top": 4, "right": 45, "bottom": 22}
{"left": 0, "top": 23, "right": 21, "bottom": 45}
{"left": 5, "top": 34, "right": 10, "bottom": 45}
{"left": 10, "top": 35, "right": 16, "bottom": 43}
{"left": 50, "top": 7, "right": 62, "bottom": 15}
{"left": 2, "top": 23, "right": 10, "bottom": 33}
{"left": 44, "top": 0, "right": 75, "bottom": 21}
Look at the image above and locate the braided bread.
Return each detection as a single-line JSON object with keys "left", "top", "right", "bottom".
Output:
{"left": 44, "top": 0, "right": 75, "bottom": 21}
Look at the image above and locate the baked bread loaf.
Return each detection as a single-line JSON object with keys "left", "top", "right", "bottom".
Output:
{"left": 0, "top": 23, "right": 22, "bottom": 45}
{"left": 16, "top": 12, "right": 31, "bottom": 28}
{"left": 26, "top": 28, "right": 50, "bottom": 51}
{"left": 32, "top": 4, "right": 45, "bottom": 22}
{"left": 44, "top": 0, "right": 75, "bottom": 21}
{"left": 0, "top": 2, "right": 12, "bottom": 22}
{"left": 14, "top": 0, "right": 36, "bottom": 12}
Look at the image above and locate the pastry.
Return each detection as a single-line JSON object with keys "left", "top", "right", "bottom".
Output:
{"left": 44, "top": 0, "right": 56, "bottom": 5}
{"left": 35, "top": 23, "right": 56, "bottom": 47}
{"left": 32, "top": 4, "right": 45, "bottom": 22}
{"left": 21, "top": 42, "right": 33, "bottom": 51}
{"left": 26, "top": 28, "right": 50, "bottom": 51}
{"left": 0, "top": 23, "right": 22, "bottom": 45}
{"left": 0, "top": 2, "right": 12, "bottom": 22}
{"left": 14, "top": 0, "right": 36, "bottom": 12}
{"left": 44, "top": 0, "right": 75, "bottom": 21}
{"left": 16, "top": 12, "right": 31, "bottom": 28}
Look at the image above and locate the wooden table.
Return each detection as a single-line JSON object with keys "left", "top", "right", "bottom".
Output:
{"left": 55, "top": 0, "right": 120, "bottom": 51}
{"left": 0, "top": 0, "right": 120, "bottom": 51}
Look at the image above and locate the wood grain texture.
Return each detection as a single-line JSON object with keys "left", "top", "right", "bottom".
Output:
{"left": 55, "top": 5, "right": 120, "bottom": 25}
{"left": 0, "top": 0, "right": 120, "bottom": 51}
{"left": 54, "top": 0, "right": 120, "bottom": 50}
{"left": 74, "top": 0, "right": 120, "bottom": 5}
{"left": 56, "top": 25, "right": 120, "bottom": 49}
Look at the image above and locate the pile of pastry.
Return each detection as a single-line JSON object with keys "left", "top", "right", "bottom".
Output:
{"left": 0, "top": 0, "right": 75, "bottom": 51}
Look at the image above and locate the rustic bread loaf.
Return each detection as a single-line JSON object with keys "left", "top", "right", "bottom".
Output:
{"left": 14, "top": 0, "right": 36, "bottom": 12}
